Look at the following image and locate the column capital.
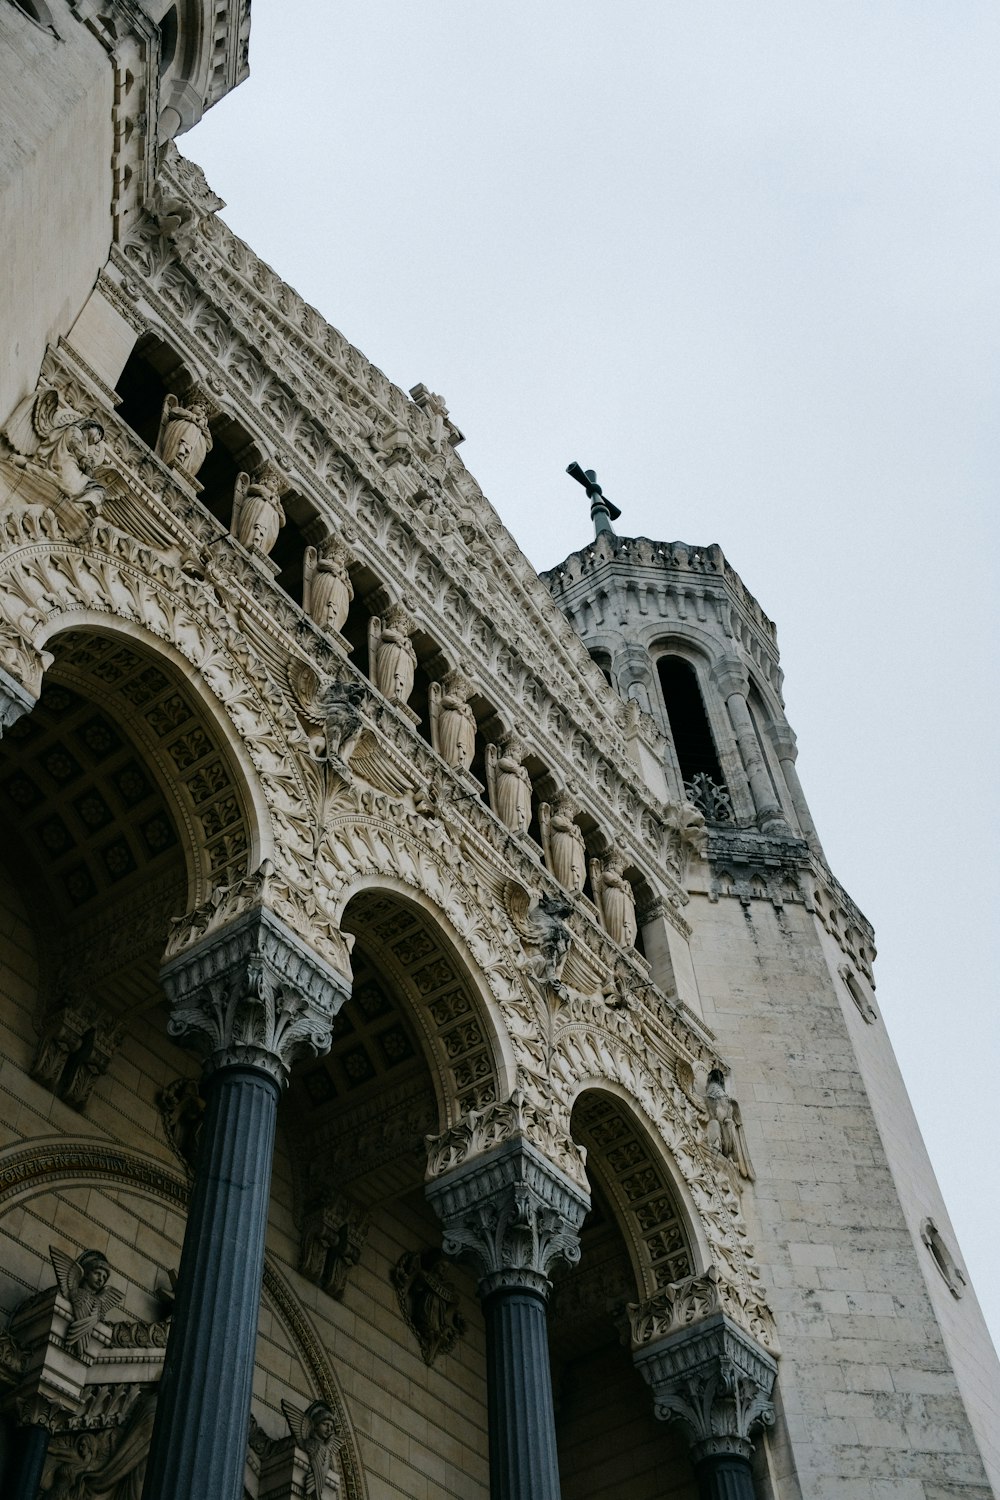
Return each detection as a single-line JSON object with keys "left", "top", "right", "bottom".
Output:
{"left": 765, "top": 720, "right": 798, "bottom": 761}
{"left": 709, "top": 657, "right": 749, "bottom": 702}
{"left": 160, "top": 905, "right": 351, "bottom": 1088}
{"left": 633, "top": 1312, "right": 777, "bottom": 1464}
{"left": 426, "top": 1136, "right": 589, "bottom": 1300}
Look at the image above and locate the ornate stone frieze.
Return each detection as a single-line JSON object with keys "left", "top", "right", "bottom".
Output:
{"left": 632, "top": 1311, "right": 777, "bottom": 1463}
{"left": 425, "top": 1090, "right": 588, "bottom": 1193}
{"left": 160, "top": 903, "right": 352, "bottom": 1087}
{"left": 628, "top": 1266, "right": 778, "bottom": 1355}
{"left": 391, "top": 1249, "right": 466, "bottom": 1365}
{"left": 298, "top": 1190, "right": 370, "bottom": 1301}
{"left": 31, "top": 1001, "right": 122, "bottom": 1111}
{"left": 426, "top": 1137, "right": 590, "bottom": 1299}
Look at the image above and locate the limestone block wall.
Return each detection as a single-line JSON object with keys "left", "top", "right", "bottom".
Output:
{"left": 0, "top": 3, "right": 114, "bottom": 420}
{"left": 689, "top": 891, "right": 993, "bottom": 1498}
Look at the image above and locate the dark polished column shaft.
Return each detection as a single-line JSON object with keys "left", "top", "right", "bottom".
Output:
{"left": 142, "top": 1065, "right": 279, "bottom": 1500}
{"left": 483, "top": 1285, "right": 561, "bottom": 1500}
{"left": 695, "top": 1453, "right": 756, "bottom": 1500}
{"left": 9, "top": 1423, "right": 49, "bottom": 1500}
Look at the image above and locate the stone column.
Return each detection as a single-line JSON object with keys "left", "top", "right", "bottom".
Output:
{"left": 632, "top": 1313, "right": 777, "bottom": 1500}
{"left": 765, "top": 721, "right": 825, "bottom": 858}
{"left": 426, "top": 1137, "right": 589, "bottom": 1500}
{"left": 142, "top": 905, "right": 350, "bottom": 1500}
{"left": 8, "top": 1398, "right": 61, "bottom": 1500}
{"left": 711, "top": 660, "right": 789, "bottom": 835}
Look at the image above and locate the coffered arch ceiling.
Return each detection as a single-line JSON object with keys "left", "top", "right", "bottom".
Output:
{"left": 0, "top": 625, "right": 257, "bottom": 1019}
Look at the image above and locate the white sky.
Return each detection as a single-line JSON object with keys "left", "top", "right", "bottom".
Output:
{"left": 184, "top": 2, "right": 1000, "bottom": 1353}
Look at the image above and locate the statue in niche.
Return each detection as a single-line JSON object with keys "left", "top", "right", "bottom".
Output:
{"left": 539, "top": 790, "right": 587, "bottom": 894}
{"left": 304, "top": 536, "right": 353, "bottom": 635}
{"left": 232, "top": 462, "right": 286, "bottom": 556}
{"left": 49, "top": 1246, "right": 123, "bottom": 1355}
{"left": 299, "top": 1192, "right": 369, "bottom": 1299}
{"left": 485, "top": 732, "right": 533, "bottom": 834}
{"left": 155, "top": 391, "right": 213, "bottom": 478}
{"left": 429, "top": 669, "right": 476, "bottom": 772}
{"left": 157, "top": 1075, "right": 205, "bottom": 1173}
{"left": 2, "top": 385, "right": 106, "bottom": 502}
{"left": 705, "top": 1068, "right": 755, "bottom": 1181}
{"left": 591, "top": 849, "right": 638, "bottom": 947}
{"left": 281, "top": 1398, "right": 342, "bottom": 1497}
{"left": 369, "top": 603, "right": 417, "bottom": 708}
{"left": 391, "top": 1249, "right": 465, "bottom": 1366}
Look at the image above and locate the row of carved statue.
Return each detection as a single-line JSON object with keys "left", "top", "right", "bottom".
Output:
{"left": 1, "top": 381, "right": 643, "bottom": 950}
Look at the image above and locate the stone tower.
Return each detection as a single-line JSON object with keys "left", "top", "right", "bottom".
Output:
{"left": 0, "top": 5, "right": 998, "bottom": 1499}
{"left": 542, "top": 513, "right": 1000, "bottom": 1493}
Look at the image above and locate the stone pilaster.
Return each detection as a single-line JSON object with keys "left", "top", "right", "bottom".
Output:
{"left": 143, "top": 906, "right": 350, "bottom": 1500}
{"left": 633, "top": 1311, "right": 777, "bottom": 1500}
{"left": 765, "top": 720, "right": 825, "bottom": 858}
{"left": 427, "top": 1136, "right": 589, "bottom": 1500}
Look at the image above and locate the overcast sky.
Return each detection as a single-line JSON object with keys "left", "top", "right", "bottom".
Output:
{"left": 184, "top": 2, "right": 999, "bottom": 1352}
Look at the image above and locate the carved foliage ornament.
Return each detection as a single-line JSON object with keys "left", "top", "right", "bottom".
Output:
{"left": 160, "top": 904, "right": 352, "bottom": 1087}
{"left": 426, "top": 1136, "right": 589, "bottom": 1299}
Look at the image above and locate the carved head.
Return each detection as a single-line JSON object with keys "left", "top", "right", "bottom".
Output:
{"left": 499, "top": 732, "right": 525, "bottom": 761}
{"left": 305, "top": 1401, "right": 338, "bottom": 1443}
{"left": 538, "top": 893, "right": 573, "bottom": 921}
{"left": 602, "top": 848, "right": 626, "bottom": 874}
{"left": 382, "top": 602, "right": 412, "bottom": 634}
{"left": 442, "top": 668, "right": 471, "bottom": 700}
{"left": 78, "top": 1249, "right": 112, "bottom": 1291}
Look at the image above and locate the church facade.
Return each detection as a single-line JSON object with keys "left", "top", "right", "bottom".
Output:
{"left": 0, "top": 4, "right": 997, "bottom": 1499}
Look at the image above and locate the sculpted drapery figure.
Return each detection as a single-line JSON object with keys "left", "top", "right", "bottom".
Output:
{"left": 593, "top": 849, "right": 638, "bottom": 947}
{"left": 540, "top": 790, "right": 587, "bottom": 894}
{"left": 486, "top": 732, "right": 532, "bottom": 833}
{"left": 2, "top": 385, "right": 106, "bottom": 500}
{"left": 232, "top": 462, "right": 286, "bottom": 556}
{"left": 431, "top": 669, "right": 476, "bottom": 772}
{"left": 155, "top": 391, "right": 213, "bottom": 478}
{"left": 304, "top": 537, "right": 354, "bottom": 635}
{"left": 370, "top": 603, "right": 417, "bottom": 707}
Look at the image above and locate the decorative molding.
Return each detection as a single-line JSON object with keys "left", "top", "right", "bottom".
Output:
{"left": 628, "top": 1266, "right": 778, "bottom": 1355}
{"left": 425, "top": 1089, "right": 588, "bottom": 1194}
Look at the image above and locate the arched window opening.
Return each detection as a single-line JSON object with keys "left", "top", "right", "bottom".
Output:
{"left": 587, "top": 647, "right": 613, "bottom": 688}
{"left": 115, "top": 334, "right": 184, "bottom": 453}
{"left": 158, "top": 5, "right": 178, "bottom": 75}
{"left": 656, "top": 656, "right": 729, "bottom": 818}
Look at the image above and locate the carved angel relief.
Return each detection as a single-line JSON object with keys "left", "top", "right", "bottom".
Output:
{"left": 49, "top": 1246, "right": 123, "bottom": 1355}
{"left": 232, "top": 461, "right": 287, "bottom": 559}
{"left": 591, "top": 850, "right": 638, "bottom": 948}
{"left": 303, "top": 536, "right": 354, "bottom": 637}
{"left": 676, "top": 1063, "right": 755, "bottom": 1182}
{"left": 539, "top": 791, "right": 587, "bottom": 894}
{"left": 368, "top": 603, "right": 417, "bottom": 715}
{"left": 428, "top": 668, "right": 477, "bottom": 773}
{"left": 280, "top": 1398, "right": 342, "bottom": 1498}
{"left": 155, "top": 390, "right": 213, "bottom": 480}
{"left": 504, "top": 881, "right": 573, "bottom": 997}
{"left": 2, "top": 384, "right": 107, "bottom": 511}
{"left": 288, "top": 661, "right": 367, "bottom": 768}
{"left": 485, "top": 732, "right": 532, "bottom": 834}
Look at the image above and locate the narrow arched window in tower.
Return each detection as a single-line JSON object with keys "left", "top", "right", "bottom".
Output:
{"left": 656, "top": 655, "right": 732, "bottom": 821}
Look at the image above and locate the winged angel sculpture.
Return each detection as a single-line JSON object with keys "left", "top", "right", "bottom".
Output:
{"left": 504, "top": 881, "right": 574, "bottom": 996}
{"left": 49, "top": 1246, "right": 123, "bottom": 1354}
{"left": 281, "top": 1398, "right": 342, "bottom": 1498}
{"left": 2, "top": 384, "right": 106, "bottom": 503}
{"left": 676, "top": 1063, "right": 755, "bottom": 1181}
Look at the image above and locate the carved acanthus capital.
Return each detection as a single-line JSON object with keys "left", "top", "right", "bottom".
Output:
{"left": 160, "top": 905, "right": 351, "bottom": 1088}
{"left": 628, "top": 1266, "right": 778, "bottom": 1356}
{"left": 425, "top": 1089, "right": 588, "bottom": 1192}
{"left": 426, "top": 1136, "right": 589, "bottom": 1300}
{"left": 632, "top": 1312, "right": 777, "bottom": 1464}
{"left": 299, "top": 1190, "right": 370, "bottom": 1300}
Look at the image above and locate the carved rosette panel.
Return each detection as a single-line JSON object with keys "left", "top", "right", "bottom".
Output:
{"left": 160, "top": 905, "right": 352, "bottom": 1087}
{"left": 426, "top": 1137, "right": 590, "bottom": 1300}
{"left": 633, "top": 1313, "right": 777, "bottom": 1464}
